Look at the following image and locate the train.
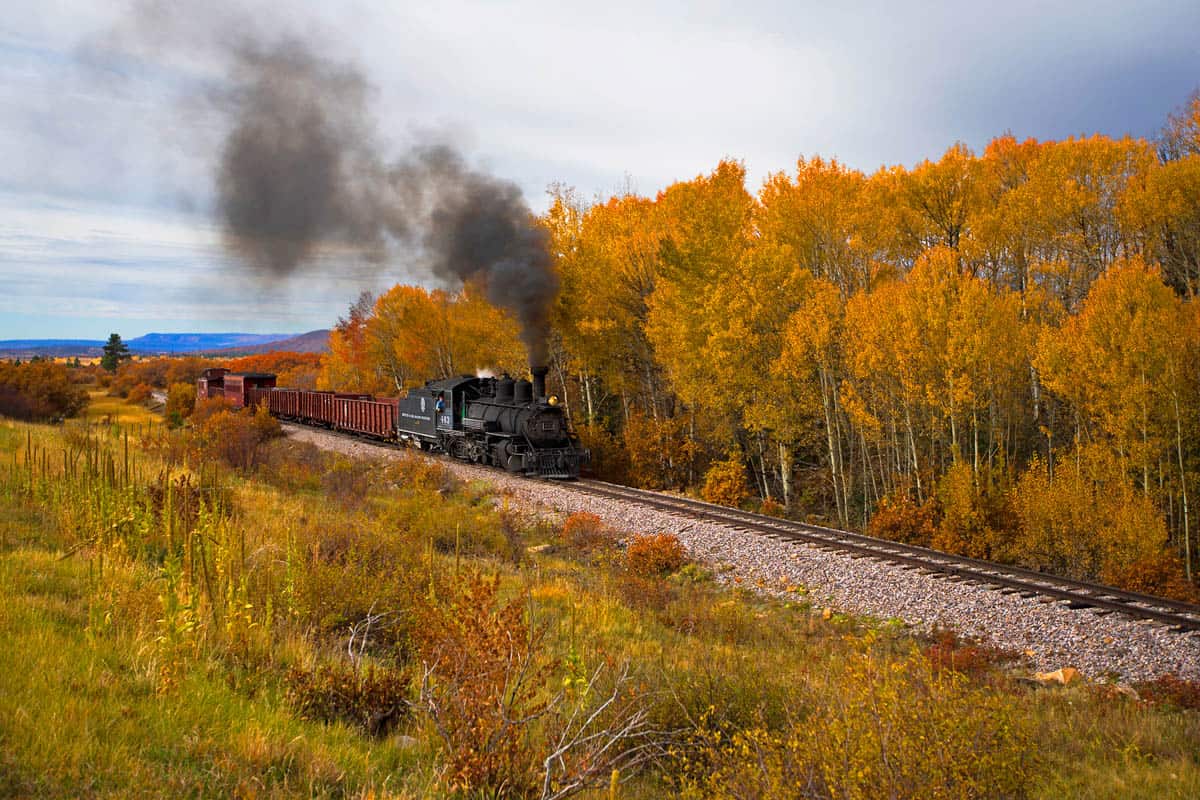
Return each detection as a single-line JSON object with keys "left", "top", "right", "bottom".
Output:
{"left": 196, "top": 366, "right": 588, "bottom": 479}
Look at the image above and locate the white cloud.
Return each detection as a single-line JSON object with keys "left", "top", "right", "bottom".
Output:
{"left": 1, "top": 0, "right": 1198, "bottom": 337}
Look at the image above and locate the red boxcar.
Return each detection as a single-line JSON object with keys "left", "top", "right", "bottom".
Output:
{"left": 256, "top": 387, "right": 397, "bottom": 440}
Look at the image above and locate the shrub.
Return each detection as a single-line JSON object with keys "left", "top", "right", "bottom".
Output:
{"left": 0, "top": 361, "right": 88, "bottom": 420}
{"left": 126, "top": 382, "right": 153, "bottom": 405}
{"left": 189, "top": 404, "right": 281, "bottom": 472}
{"left": 931, "top": 461, "right": 1012, "bottom": 561}
{"left": 285, "top": 660, "right": 411, "bottom": 736}
{"left": 867, "top": 489, "right": 939, "bottom": 548}
{"left": 411, "top": 572, "right": 550, "bottom": 797}
{"left": 626, "top": 532, "right": 688, "bottom": 576}
{"left": 1011, "top": 446, "right": 1184, "bottom": 592}
{"left": 679, "top": 641, "right": 1035, "bottom": 799}
{"left": 165, "top": 381, "right": 197, "bottom": 425}
{"left": 255, "top": 438, "right": 328, "bottom": 492}
{"left": 758, "top": 497, "right": 786, "bottom": 517}
{"left": 702, "top": 453, "right": 751, "bottom": 508}
{"left": 560, "top": 512, "right": 611, "bottom": 553}
{"left": 923, "top": 628, "right": 1020, "bottom": 679}
{"left": 320, "top": 456, "right": 372, "bottom": 507}
{"left": 1133, "top": 674, "right": 1200, "bottom": 711}
{"left": 379, "top": 453, "right": 459, "bottom": 495}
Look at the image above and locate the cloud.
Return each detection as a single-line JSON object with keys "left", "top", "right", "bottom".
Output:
{"left": 1, "top": 0, "right": 1198, "bottom": 338}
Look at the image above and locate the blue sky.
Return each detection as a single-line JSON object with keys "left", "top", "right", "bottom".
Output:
{"left": 2, "top": 0, "right": 1198, "bottom": 339}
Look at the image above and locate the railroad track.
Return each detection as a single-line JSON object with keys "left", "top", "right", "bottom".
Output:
{"left": 570, "top": 479, "right": 1200, "bottom": 634}
{"left": 275, "top": 420, "right": 1200, "bottom": 634}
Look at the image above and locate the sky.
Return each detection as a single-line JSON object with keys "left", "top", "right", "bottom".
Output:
{"left": 1, "top": 0, "right": 1198, "bottom": 340}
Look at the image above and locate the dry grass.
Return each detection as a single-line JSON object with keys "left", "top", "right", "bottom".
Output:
{"left": 82, "top": 389, "right": 160, "bottom": 425}
{"left": 0, "top": 401, "right": 1198, "bottom": 798}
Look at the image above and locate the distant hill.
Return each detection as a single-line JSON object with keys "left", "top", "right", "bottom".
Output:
{"left": 0, "top": 339, "right": 104, "bottom": 359}
{"left": 126, "top": 332, "right": 293, "bottom": 354}
{"left": 202, "top": 329, "right": 330, "bottom": 356}
{"left": 0, "top": 339, "right": 104, "bottom": 350}
{"left": 0, "top": 332, "right": 318, "bottom": 359}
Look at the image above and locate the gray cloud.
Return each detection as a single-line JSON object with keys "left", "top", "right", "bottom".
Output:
{"left": 1, "top": 0, "right": 1199, "bottom": 339}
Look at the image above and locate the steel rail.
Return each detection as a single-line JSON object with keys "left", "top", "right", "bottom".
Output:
{"left": 275, "top": 420, "right": 1200, "bottom": 632}
{"left": 571, "top": 479, "right": 1200, "bottom": 633}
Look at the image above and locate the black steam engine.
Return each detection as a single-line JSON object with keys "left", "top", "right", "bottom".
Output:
{"left": 396, "top": 367, "right": 587, "bottom": 479}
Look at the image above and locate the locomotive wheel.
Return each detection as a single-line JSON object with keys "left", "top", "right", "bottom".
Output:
{"left": 494, "top": 443, "right": 521, "bottom": 472}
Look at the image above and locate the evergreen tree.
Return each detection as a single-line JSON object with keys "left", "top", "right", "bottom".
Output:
{"left": 101, "top": 333, "right": 131, "bottom": 372}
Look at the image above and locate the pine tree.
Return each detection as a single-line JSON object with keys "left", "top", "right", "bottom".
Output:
{"left": 101, "top": 333, "right": 131, "bottom": 372}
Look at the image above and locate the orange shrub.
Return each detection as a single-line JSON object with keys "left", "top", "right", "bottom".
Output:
{"left": 758, "top": 498, "right": 786, "bottom": 517}
{"left": 1011, "top": 447, "right": 1185, "bottom": 592}
{"left": 922, "top": 629, "right": 1020, "bottom": 679}
{"left": 126, "top": 382, "right": 153, "bottom": 404}
{"left": 1133, "top": 674, "right": 1200, "bottom": 711}
{"left": 930, "top": 462, "right": 1011, "bottom": 561}
{"left": 411, "top": 573, "right": 549, "bottom": 796}
{"left": 702, "top": 453, "right": 751, "bottom": 508}
{"left": 867, "top": 490, "right": 939, "bottom": 548}
{"left": 0, "top": 361, "right": 88, "bottom": 420}
{"left": 189, "top": 404, "right": 281, "bottom": 472}
{"left": 560, "top": 512, "right": 610, "bottom": 552}
{"left": 626, "top": 532, "right": 688, "bottom": 576}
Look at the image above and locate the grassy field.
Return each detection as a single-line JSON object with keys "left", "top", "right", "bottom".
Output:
{"left": 81, "top": 390, "right": 160, "bottom": 425}
{"left": 1, "top": 394, "right": 1198, "bottom": 798}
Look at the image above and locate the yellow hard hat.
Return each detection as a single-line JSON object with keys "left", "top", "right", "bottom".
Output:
{"left": 548, "top": 395, "right": 560, "bottom": 406}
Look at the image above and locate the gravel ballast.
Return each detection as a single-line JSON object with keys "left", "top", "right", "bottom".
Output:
{"left": 282, "top": 423, "right": 1200, "bottom": 682}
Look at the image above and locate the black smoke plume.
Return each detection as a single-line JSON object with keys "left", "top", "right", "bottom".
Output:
{"left": 210, "top": 37, "right": 557, "bottom": 365}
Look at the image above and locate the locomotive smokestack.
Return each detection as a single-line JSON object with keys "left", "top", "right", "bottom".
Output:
{"left": 531, "top": 366, "right": 548, "bottom": 401}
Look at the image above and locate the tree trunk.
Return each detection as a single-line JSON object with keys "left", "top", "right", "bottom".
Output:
{"left": 583, "top": 371, "right": 595, "bottom": 425}
{"left": 778, "top": 440, "right": 791, "bottom": 510}
{"left": 1174, "top": 393, "right": 1192, "bottom": 581}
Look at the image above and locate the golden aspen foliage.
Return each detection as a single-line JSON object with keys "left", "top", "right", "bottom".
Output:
{"left": 320, "top": 291, "right": 379, "bottom": 393}
{"left": 1035, "top": 258, "right": 1187, "bottom": 483}
{"left": 644, "top": 160, "right": 754, "bottom": 411}
{"left": 1118, "top": 152, "right": 1200, "bottom": 297}
{"left": 756, "top": 156, "right": 876, "bottom": 295}
{"left": 1011, "top": 446, "right": 1192, "bottom": 596}
{"left": 701, "top": 451, "right": 752, "bottom": 508}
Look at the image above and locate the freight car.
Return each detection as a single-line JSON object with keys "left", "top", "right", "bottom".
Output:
{"left": 220, "top": 366, "right": 587, "bottom": 479}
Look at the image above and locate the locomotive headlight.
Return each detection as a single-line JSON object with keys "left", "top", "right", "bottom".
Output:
{"left": 548, "top": 395, "right": 560, "bottom": 406}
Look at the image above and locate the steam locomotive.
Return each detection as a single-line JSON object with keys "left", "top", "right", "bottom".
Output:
{"left": 198, "top": 366, "right": 588, "bottom": 479}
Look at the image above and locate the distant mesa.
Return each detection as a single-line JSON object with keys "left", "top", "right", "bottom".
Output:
{"left": 200, "top": 330, "right": 331, "bottom": 356}
{"left": 0, "top": 330, "right": 330, "bottom": 359}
